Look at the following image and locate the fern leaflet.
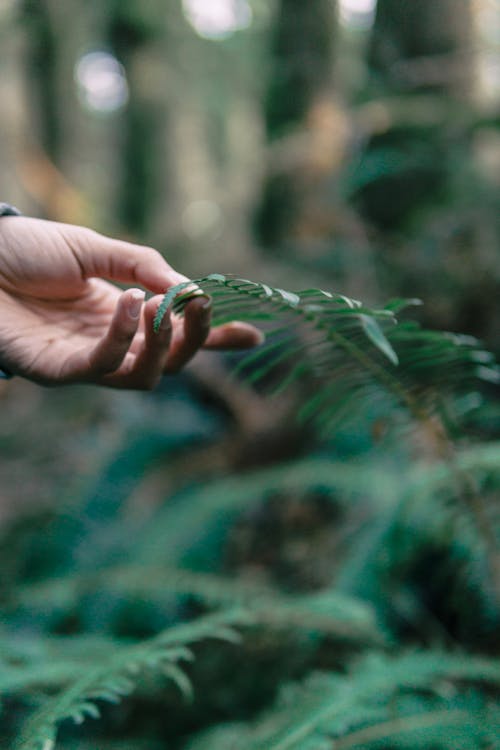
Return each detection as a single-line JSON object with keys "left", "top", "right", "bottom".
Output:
{"left": 14, "top": 609, "right": 248, "bottom": 750}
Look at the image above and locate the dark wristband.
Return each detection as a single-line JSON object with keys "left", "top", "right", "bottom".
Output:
{"left": 0, "top": 203, "right": 22, "bottom": 378}
{"left": 0, "top": 202, "right": 22, "bottom": 217}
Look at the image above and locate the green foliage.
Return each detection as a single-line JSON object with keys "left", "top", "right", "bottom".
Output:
{"left": 3, "top": 382, "right": 498, "bottom": 746}
{"left": 154, "top": 274, "right": 498, "bottom": 434}
{"left": 3, "top": 0, "right": 500, "bottom": 748}
{"left": 186, "top": 650, "right": 500, "bottom": 750}
{"left": 3, "top": 273, "right": 498, "bottom": 747}
{"left": 11, "top": 610, "right": 247, "bottom": 750}
{"left": 11, "top": 566, "right": 383, "bottom": 645}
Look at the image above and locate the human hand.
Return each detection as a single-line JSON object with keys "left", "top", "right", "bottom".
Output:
{"left": 0, "top": 217, "right": 262, "bottom": 388}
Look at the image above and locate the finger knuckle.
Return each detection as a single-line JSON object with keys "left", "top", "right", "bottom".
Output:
{"left": 116, "top": 329, "right": 135, "bottom": 346}
{"left": 94, "top": 361, "right": 118, "bottom": 377}
{"left": 95, "top": 351, "right": 125, "bottom": 375}
{"left": 141, "top": 246, "right": 165, "bottom": 268}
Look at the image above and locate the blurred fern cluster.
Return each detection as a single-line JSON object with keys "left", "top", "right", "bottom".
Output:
{"left": 1, "top": 275, "right": 499, "bottom": 750}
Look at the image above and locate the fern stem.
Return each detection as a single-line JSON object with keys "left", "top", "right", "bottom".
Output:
{"left": 333, "top": 709, "right": 467, "bottom": 748}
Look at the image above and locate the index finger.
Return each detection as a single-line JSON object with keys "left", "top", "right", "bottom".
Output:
{"left": 64, "top": 226, "right": 188, "bottom": 293}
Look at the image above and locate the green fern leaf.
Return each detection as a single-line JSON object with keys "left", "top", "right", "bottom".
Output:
{"left": 185, "top": 651, "right": 500, "bottom": 750}
{"left": 255, "top": 651, "right": 500, "bottom": 750}
{"left": 14, "top": 609, "right": 248, "bottom": 750}
{"left": 10, "top": 566, "right": 383, "bottom": 649}
{"left": 153, "top": 274, "right": 498, "bottom": 432}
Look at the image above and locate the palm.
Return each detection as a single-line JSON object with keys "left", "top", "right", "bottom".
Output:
{"left": 1, "top": 280, "right": 124, "bottom": 382}
{"left": 0, "top": 217, "right": 262, "bottom": 388}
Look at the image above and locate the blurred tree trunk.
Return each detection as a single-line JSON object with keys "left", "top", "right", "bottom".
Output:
{"left": 254, "top": 1, "right": 378, "bottom": 299}
{"left": 20, "top": 0, "right": 92, "bottom": 222}
{"left": 106, "top": 1, "right": 175, "bottom": 244}
{"left": 354, "top": 0, "right": 474, "bottom": 230}
{"left": 0, "top": 5, "right": 30, "bottom": 209}
{"left": 370, "top": 0, "right": 473, "bottom": 94}
{"left": 255, "top": 0, "right": 341, "bottom": 254}
{"left": 22, "top": 0, "right": 60, "bottom": 161}
{"left": 264, "top": 0, "right": 337, "bottom": 140}
{"left": 360, "top": 0, "right": 500, "bottom": 346}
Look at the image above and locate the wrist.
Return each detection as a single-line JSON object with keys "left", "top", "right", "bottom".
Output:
{"left": 0, "top": 204, "right": 22, "bottom": 379}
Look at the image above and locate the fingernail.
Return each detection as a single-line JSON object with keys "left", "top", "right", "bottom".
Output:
{"left": 201, "top": 297, "right": 212, "bottom": 312}
{"left": 160, "top": 312, "right": 171, "bottom": 331}
{"left": 129, "top": 291, "right": 145, "bottom": 319}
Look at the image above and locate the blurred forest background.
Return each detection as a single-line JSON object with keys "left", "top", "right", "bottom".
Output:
{"left": 1, "top": 1, "right": 500, "bottom": 749}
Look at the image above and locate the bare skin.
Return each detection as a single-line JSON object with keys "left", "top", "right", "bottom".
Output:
{"left": 0, "top": 217, "right": 261, "bottom": 389}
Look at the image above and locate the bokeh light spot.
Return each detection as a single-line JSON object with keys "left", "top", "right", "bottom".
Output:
{"left": 339, "top": 0, "right": 377, "bottom": 30}
{"left": 182, "top": 0, "right": 252, "bottom": 40}
{"left": 75, "top": 51, "right": 128, "bottom": 113}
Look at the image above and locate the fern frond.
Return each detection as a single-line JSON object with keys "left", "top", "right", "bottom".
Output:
{"left": 154, "top": 274, "right": 498, "bottom": 432}
{"left": 130, "top": 445, "right": 497, "bottom": 576}
{"left": 11, "top": 566, "right": 382, "bottom": 645}
{"left": 55, "top": 742, "right": 161, "bottom": 750}
{"left": 154, "top": 275, "right": 500, "bottom": 591}
{"left": 133, "top": 456, "right": 381, "bottom": 569}
{"left": 336, "top": 441, "right": 500, "bottom": 604}
{"left": 185, "top": 651, "right": 500, "bottom": 750}
{"left": 332, "top": 703, "right": 497, "bottom": 749}
{"left": 185, "top": 707, "right": 496, "bottom": 750}
{"left": 14, "top": 609, "right": 248, "bottom": 750}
